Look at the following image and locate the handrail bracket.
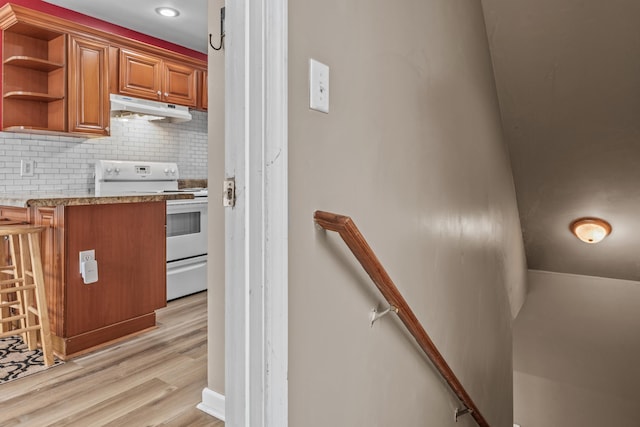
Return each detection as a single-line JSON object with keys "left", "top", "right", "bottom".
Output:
{"left": 370, "top": 305, "right": 398, "bottom": 326}
{"left": 455, "top": 406, "right": 473, "bottom": 422}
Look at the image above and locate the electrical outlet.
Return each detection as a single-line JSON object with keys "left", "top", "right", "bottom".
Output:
{"left": 79, "top": 250, "right": 95, "bottom": 273}
{"left": 20, "top": 160, "right": 35, "bottom": 177}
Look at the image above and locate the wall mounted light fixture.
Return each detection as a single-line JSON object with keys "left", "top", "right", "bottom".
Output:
{"left": 570, "top": 217, "right": 611, "bottom": 244}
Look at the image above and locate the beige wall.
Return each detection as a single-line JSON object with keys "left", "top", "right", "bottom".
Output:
{"left": 289, "top": 0, "right": 526, "bottom": 425}
{"left": 514, "top": 270, "right": 640, "bottom": 427}
{"left": 207, "top": 0, "right": 225, "bottom": 393}
{"left": 515, "top": 372, "right": 639, "bottom": 427}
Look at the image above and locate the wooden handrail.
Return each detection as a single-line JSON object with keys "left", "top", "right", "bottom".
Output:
{"left": 314, "top": 210, "right": 490, "bottom": 427}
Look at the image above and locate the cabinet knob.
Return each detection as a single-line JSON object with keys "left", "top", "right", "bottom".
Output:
{"left": 157, "top": 90, "right": 162, "bottom": 97}
{"left": 164, "top": 92, "right": 169, "bottom": 98}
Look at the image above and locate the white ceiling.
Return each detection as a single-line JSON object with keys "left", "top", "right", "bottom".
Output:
{"left": 43, "top": 0, "right": 208, "bottom": 53}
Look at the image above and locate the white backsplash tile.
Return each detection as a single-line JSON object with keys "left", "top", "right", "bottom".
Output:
{"left": 0, "top": 110, "right": 208, "bottom": 194}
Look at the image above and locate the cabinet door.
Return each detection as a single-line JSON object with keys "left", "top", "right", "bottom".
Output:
{"left": 119, "top": 48, "right": 162, "bottom": 100}
{"left": 163, "top": 59, "right": 197, "bottom": 107}
{"left": 68, "top": 36, "right": 110, "bottom": 136}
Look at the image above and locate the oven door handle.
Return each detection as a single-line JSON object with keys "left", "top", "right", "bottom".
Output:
{"left": 167, "top": 260, "right": 207, "bottom": 275}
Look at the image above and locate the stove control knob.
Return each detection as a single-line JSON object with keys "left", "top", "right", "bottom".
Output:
{"left": 170, "top": 168, "right": 176, "bottom": 175}
{"left": 106, "top": 167, "right": 113, "bottom": 174}
{"left": 164, "top": 168, "right": 170, "bottom": 174}
{"left": 114, "top": 167, "right": 120, "bottom": 174}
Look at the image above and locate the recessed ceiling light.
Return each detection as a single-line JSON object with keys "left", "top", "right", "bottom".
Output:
{"left": 155, "top": 7, "right": 180, "bottom": 18}
{"left": 570, "top": 217, "right": 611, "bottom": 244}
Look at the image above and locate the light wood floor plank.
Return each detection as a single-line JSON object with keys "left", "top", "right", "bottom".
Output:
{"left": 104, "top": 366, "right": 210, "bottom": 427}
{"left": 47, "top": 379, "right": 178, "bottom": 427}
{"left": 0, "top": 291, "right": 223, "bottom": 426}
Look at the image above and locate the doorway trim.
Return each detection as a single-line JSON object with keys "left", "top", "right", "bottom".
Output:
{"left": 223, "top": 0, "right": 288, "bottom": 426}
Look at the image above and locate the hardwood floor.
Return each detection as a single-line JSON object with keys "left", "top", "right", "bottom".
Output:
{"left": 0, "top": 292, "right": 224, "bottom": 427}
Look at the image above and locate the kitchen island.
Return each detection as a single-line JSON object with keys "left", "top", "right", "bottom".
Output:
{"left": 0, "top": 192, "right": 192, "bottom": 359}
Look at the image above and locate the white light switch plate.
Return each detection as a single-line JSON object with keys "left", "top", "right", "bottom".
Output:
{"left": 309, "top": 59, "right": 329, "bottom": 113}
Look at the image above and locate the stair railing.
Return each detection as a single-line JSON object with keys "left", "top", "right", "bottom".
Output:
{"left": 314, "top": 210, "right": 490, "bottom": 427}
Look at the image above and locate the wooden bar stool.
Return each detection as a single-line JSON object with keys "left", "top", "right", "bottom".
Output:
{"left": 0, "top": 219, "right": 25, "bottom": 332}
{"left": 0, "top": 225, "right": 54, "bottom": 366}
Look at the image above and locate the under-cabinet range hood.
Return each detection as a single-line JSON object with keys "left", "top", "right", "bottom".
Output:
{"left": 110, "top": 94, "right": 192, "bottom": 123}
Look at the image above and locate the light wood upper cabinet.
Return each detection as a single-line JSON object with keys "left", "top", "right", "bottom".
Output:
{"left": 118, "top": 48, "right": 162, "bottom": 100}
{"left": 68, "top": 35, "right": 110, "bottom": 136}
{"left": 163, "top": 59, "right": 198, "bottom": 106}
{"left": 119, "top": 48, "right": 197, "bottom": 107}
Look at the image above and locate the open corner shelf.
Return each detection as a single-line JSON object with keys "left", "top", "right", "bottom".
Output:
{"left": 4, "top": 55, "right": 64, "bottom": 72}
{"left": 4, "top": 91, "right": 64, "bottom": 102}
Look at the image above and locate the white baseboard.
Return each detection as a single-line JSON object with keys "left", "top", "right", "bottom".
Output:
{"left": 197, "top": 387, "right": 225, "bottom": 421}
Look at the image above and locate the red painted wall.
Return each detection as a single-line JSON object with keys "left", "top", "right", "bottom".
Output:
{"left": 0, "top": 0, "right": 207, "bottom": 61}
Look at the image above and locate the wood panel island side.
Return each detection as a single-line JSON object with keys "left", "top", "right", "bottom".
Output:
{"left": 0, "top": 193, "right": 191, "bottom": 359}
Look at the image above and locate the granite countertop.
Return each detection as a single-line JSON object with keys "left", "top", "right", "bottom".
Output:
{"left": 0, "top": 192, "right": 194, "bottom": 208}
{"left": 178, "top": 179, "right": 207, "bottom": 189}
